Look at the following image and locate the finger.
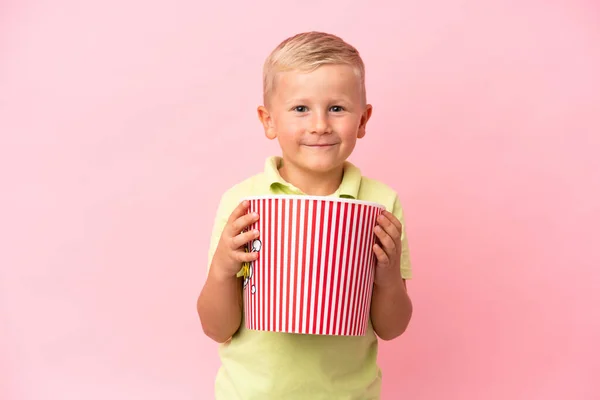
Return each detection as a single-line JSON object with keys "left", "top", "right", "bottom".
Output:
{"left": 231, "top": 210, "right": 259, "bottom": 235}
{"left": 377, "top": 213, "right": 402, "bottom": 243}
{"left": 374, "top": 225, "right": 396, "bottom": 253}
{"left": 382, "top": 211, "right": 403, "bottom": 236}
{"left": 373, "top": 243, "right": 390, "bottom": 266}
{"left": 234, "top": 249, "right": 260, "bottom": 263}
{"left": 228, "top": 200, "right": 251, "bottom": 225}
{"left": 230, "top": 228, "right": 260, "bottom": 250}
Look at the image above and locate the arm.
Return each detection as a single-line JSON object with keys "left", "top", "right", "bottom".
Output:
{"left": 370, "top": 204, "right": 414, "bottom": 341}
{"left": 370, "top": 275, "right": 412, "bottom": 341}
{"left": 197, "top": 200, "right": 260, "bottom": 343}
{"left": 197, "top": 263, "right": 243, "bottom": 343}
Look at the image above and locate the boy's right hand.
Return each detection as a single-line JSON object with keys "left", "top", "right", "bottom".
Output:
{"left": 210, "top": 200, "right": 260, "bottom": 282}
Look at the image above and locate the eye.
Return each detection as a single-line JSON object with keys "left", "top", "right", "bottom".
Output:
{"left": 293, "top": 106, "right": 308, "bottom": 113}
{"left": 330, "top": 105, "right": 344, "bottom": 112}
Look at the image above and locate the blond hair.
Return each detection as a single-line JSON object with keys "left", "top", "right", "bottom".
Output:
{"left": 262, "top": 31, "right": 366, "bottom": 105}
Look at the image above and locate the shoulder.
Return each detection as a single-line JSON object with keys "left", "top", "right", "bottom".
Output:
{"left": 358, "top": 175, "right": 402, "bottom": 212}
{"left": 217, "top": 172, "right": 268, "bottom": 214}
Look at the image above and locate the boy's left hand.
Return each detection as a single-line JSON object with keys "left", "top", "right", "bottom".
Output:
{"left": 373, "top": 210, "right": 404, "bottom": 287}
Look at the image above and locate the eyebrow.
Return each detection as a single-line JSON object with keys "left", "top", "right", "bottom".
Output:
{"left": 285, "top": 98, "right": 309, "bottom": 105}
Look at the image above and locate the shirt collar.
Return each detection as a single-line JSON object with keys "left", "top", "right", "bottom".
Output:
{"left": 263, "top": 156, "right": 361, "bottom": 199}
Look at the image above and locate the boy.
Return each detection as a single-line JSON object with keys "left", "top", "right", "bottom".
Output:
{"left": 197, "top": 31, "right": 413, "bottom": 399}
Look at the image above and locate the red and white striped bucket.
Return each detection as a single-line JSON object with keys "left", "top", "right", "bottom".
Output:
{"left": 241, "top": 195, "right": 384, "bottom": 336}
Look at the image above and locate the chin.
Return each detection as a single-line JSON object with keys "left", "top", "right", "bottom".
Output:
{"left": 301, "top": 159, "right": 344, "bottom": 174}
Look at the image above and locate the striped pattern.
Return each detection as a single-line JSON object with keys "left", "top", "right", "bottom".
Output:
{"left": 243, "top": 197, "right": 383, "bottom": 336}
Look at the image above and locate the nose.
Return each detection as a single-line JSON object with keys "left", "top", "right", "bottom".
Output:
{"left": 309, "top": 112, "right": 331, "bottom": 135}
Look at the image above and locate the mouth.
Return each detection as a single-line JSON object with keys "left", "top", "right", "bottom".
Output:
{"left": 303, "top": 143, "right": 338, "bottom": 148}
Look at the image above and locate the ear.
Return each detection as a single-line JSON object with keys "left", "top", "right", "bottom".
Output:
{"left": 357, "top": 104, "right": 373, "bottom": 139}
{"left": 257, "top": 106, "right": 277, "bottom": 140}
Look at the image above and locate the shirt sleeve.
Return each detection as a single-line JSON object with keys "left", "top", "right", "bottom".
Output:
{"left": 391, "top": 195, "right": 413, "bottom": 280}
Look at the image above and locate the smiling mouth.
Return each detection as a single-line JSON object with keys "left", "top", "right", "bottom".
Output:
{"left": 304, "top": 143, "right": 338, "bottom": 147}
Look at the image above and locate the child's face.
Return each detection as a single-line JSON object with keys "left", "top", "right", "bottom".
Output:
{"left": 259, "top": 64, "right": 372, "bottom": 176}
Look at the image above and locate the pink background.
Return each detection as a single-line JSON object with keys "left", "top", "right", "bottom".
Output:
{"left": 1, "top": 0, "right": 599, "bottom": 399}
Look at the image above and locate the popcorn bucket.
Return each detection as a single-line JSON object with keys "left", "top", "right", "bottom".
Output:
{"left": 239, "top": 195, "right": 384, "bottom": 336}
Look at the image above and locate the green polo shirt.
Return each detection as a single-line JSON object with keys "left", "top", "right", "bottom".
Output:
{"left": 207, "top": 156, "right": 412, "bottom": 400}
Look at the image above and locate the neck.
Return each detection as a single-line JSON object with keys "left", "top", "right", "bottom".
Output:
{"left": 278, "top": 161, "right": 343, "bottom": 196}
